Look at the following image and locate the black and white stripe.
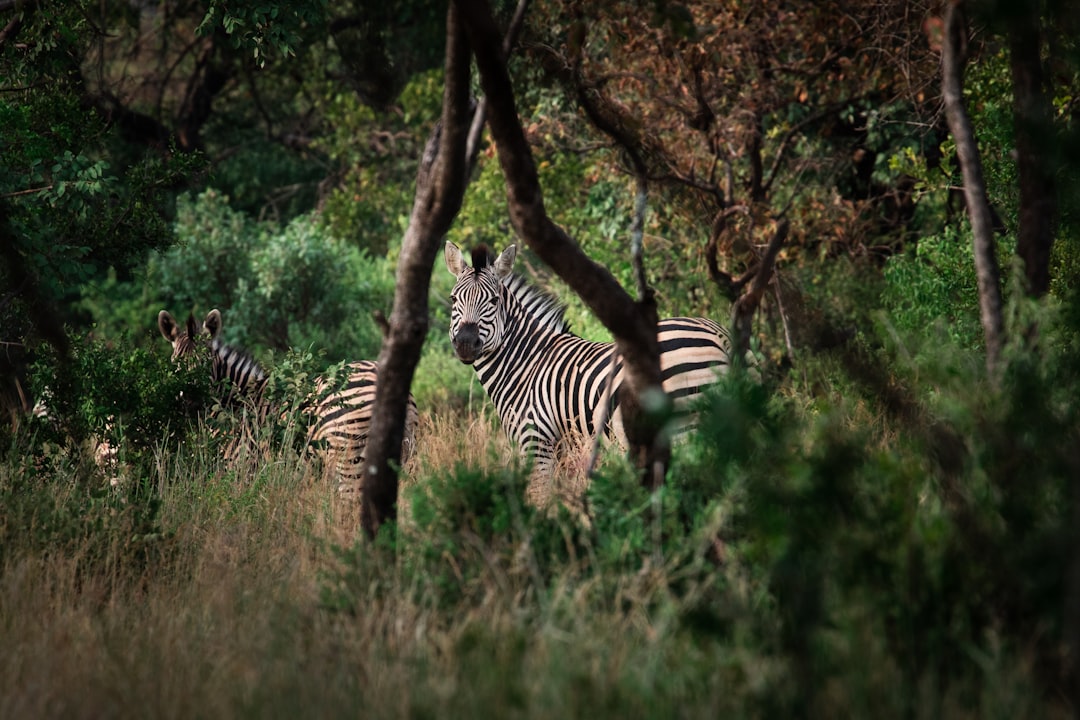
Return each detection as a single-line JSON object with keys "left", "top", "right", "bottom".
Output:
{"left": 158, "top": 309, "right": 418, "bottom": 494}
{"left": 445, "top": 241, "right": 733, "bottom": 502}
{"left": 304, "top": 358, "right": 419, "bottom": 495}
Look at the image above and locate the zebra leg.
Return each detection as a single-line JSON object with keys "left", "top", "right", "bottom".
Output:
{"left": 524, "top": 441, "right": 558, "bottom": 507}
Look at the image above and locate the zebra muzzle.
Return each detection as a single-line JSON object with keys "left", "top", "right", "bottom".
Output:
{"left": 452, "top": 324, "right": 482, "bottom": 364}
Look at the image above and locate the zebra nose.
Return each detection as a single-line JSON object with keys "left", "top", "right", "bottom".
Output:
{"left": 452, "top": 323, "right": 482, "bottom": 364}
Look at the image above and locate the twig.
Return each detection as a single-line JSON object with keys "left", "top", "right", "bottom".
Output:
{"left": 1, "top": 185, "right": 52, "bottom": 199}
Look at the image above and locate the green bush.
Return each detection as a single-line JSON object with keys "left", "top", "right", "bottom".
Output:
{"left": 155, "top": 188, "right": 257, "bottom": 317}
{"left": 402, "top": 461, "right": 582, "bottom": 609}
{"left": 91, "top": 189, "right": 400, "bottom": 363}
{"left": 882, "top": 225, "right": 988, "bottom": 349}
{"left": 664, "top": 289, "right": 1077, "bottom": 714}
{"left": 0, "top": 473, "right": 171, "bottom": 583}
{"left": 233, "top": 213, "right": 394, "bottom": 358}
{"left": 23, "top": 335, "right": 211, "bottom": 474}
{"left": 313, "top": 68, "right": 442, "bottom": 254}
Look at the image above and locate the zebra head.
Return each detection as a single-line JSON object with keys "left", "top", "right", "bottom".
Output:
{"left": 445, "top": 241, "right": 516, "bottom": 364}
{"left": 158, "top": 310, "right": 204, "bottom": 363}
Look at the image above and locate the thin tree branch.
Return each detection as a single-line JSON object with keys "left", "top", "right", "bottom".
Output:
{"left": 732, "top": 219, "right": 788, "bottom": 361}
{"left": 465, "top": 0, "right": 531, "bottom": 175}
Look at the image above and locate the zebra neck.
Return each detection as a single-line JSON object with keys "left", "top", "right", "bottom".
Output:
{"left": 211, "top": 340, "right": 268, "bottom": 402}
{"left": 473, "top": 313, "right": 559, "bottom": 401}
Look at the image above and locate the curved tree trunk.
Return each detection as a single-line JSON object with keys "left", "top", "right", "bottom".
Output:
{"left": 359, "top": 5, "right": 473, "bottom": 538}
{"left": 358, "top": 0, "right": 533, "bottom": 537}
{"left": 456, "top": 0, "right": 671, "bottom": 490}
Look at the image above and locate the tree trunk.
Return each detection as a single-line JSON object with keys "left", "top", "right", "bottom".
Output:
{"left": 732, "top": 219, "right": 788, "bottom": 361}
{"left": 455, "top": 0, "right": 671, "bottom": 489}
{"left": 1008, "top": 4, "right": 1057, "bottom": 297}
{"left": 359, "top": 4, "right": 473, "bottom": 538}
{"left": 1067, "top": 462, "right": 1080, "bottom": 715}
{"left": 941, "top": 1, "right": 1004, "bottom": 378}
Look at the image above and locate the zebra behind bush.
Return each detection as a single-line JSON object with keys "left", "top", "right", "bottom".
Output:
{"left": 158, "top": 309, "right": 419, "bottom": 495}
{"left": 444, "top": 241, "right": 737, "bottom": 505}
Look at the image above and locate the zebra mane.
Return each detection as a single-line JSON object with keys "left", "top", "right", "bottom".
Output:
{"left": 468, "top": 243, "right": 571, "bottom": 334}
{"left": 472, "top": 244, "right": 493, "bottom": 270}
{"left": 211, "top": 337, "right": 268, "bottom": 383}
{"left": 503, "top": 272, "right": 571, "bottom": 335}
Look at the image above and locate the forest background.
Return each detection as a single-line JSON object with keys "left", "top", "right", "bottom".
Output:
{"left": 2, "top": 0, "right": 1080, "bottom": 717}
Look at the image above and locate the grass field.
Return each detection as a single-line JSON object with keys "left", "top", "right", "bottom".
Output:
{"left": 1, "top": 374, "right": 1073, "bottom": 719}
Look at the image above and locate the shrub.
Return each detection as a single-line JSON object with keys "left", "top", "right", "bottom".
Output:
{"left": 23, "top": 334, "right": 211, "bottom": 477}
{"left": 881, "top": 224, "right": 987, "bottom": 349}
{"left": 148, "top": 190, "right": 395, "bottom": 362}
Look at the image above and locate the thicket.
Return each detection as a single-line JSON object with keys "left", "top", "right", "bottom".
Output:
{"left": 3, "top": 284, "right": 1076, "bottom": 716}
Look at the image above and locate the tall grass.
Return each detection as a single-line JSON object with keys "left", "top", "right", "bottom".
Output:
{"left": 0, "top": 415, "right": 746, "bottom": 719}
{"left": 2, "top": 294, "right": 1077, "bottom": 718}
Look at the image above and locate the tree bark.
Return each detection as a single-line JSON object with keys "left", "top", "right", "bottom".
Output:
{"left": 455, "top": 0, "right": 670, "bottom": 490}
{"left": 732, "top": 219, "right": 788, "bottom": 361}
{"left": 1008, "top": 4, "right": 1057, "bottom": 297}
{"left": 359, "top": 4, "right": 473, "bottom": 538}
{"left": 1067, "top": 456, "right": 1080, "bottom": 715}
{"left": 941, "top": 1, "right": 1004, "bottom": 378}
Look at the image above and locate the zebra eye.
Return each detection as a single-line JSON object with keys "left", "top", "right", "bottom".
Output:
{"left": 488, "top": 296, "right": 499, "bottom": 306}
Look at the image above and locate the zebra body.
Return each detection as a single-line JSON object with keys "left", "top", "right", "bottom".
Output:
{"left": 445, "top": 241, "right": 733, "bottom": 503}
{"left": 305, "top": 359, "right": 419, "bottom": 494}
{"left": 158, "top": 309, "right": 418, "bottom": 494}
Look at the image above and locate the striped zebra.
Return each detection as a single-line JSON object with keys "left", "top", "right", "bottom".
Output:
{"left": 158, "top": 309, "right": 419, "bottom": 494}
{"left": 445, "top": 241, "right": 735, "bottom": 504}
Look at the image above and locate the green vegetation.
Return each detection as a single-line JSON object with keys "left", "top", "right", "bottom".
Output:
{"left": 3, "top": 297, "right": 1076, "bottom": 716}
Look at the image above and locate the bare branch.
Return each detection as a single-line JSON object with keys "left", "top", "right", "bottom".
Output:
{"left": 629, "top": 178, "right": 648, "bottom": 300}
{"left": 0, "top": 12, "right": 21, "bottom": 48}
{"left": 705, "top": 204, "right": 751, "bottom": 300}
{"left": 465, "top": 0, "right": 532, "bottom": 174}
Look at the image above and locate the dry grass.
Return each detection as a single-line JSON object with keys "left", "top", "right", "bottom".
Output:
{"left": 0, "top": 394, "right": 1065, "bottom": 719}
{"left": 0, "top": 439, "right": 428, "bottom": 719}
{"left": 409, "top": 403, "right": 514, "bottom": 477}
{"left": 0, "top": 405, "right": 640, "bottom": 719}
{"left": 0, "top": 436, "right": 628, "bottom": 719}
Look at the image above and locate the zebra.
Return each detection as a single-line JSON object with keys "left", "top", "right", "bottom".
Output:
{"left": 159, "top": 308, "right": 270, "bottom": 461}
{"left": 444, "top": 241, "right": 735, "bottom": 505}
{"left": 158, "top": 309, "right": 419, "bottom": 495}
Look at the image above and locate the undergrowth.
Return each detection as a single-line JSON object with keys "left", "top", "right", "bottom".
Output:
{"left": 1, "top": 293, "right": 1077, "bottom": 718}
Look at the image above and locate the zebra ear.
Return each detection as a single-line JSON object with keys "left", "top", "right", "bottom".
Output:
{"left": 445, "top": 241, "right": 466, "bottom": 277}
{"left": 204, "top": 309, "right": 223, "bottom": 340}
{"left": 158, "top": 310, "right": 179, "bottom": 342}
{"left": 493, "top": 245, "right": 516, "bottom": 279}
